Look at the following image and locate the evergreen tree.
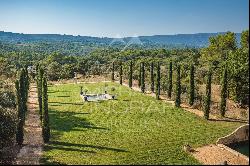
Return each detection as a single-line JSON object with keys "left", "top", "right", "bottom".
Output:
{"left": 111, "top": 62, "right": 115, "bottom": 82}
{"left": 167, "top": 61, "right": 173, "bottom": 98}
{"left": 119, "top": 62, "right": 123, "bottom": 85}
{"left": 129, "top": 61, "right": 133, "bottom": 88}
{"left": 175, "top": 65, "right": 181, "bottom": 107}
{"left": 204, "top": 69, "right": 212, "bottom": 120}
{"left": 19, "top": 69, "right": 28, "bottom": 119}
{"left": 220, "top": 66, "right": 228, "bottom": 117}
{"left": 138, "top": 63, "right": 141, "bottom": 87}
{"left": 37, "top": 66, "right": 44, "bottom": 121}
{"left": 150, "top": 62, "right": 154, "bottom": 93}
{"left": 15, "top": 79, "right": 24, "bottom": 145}
{"left": 42, "top": 74, "right": 50, "bottom": 143}
{"left": 189, "top": 64, "right": 195, "bottom": 106}
{"left": 141, "top": 62, "right": 145, "bottom": 93}
{"left": 156, "top": 62, "right": 161, "bottom": 100}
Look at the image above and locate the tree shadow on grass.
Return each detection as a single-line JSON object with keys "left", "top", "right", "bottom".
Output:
{"left": 49, "top": 109, "right": 109, "bottom": 133}
{"left": 208, "top": 117, "right": 248, "bottom": 123}
{"left": 49, "top": 141, "right": 128, "bottom": 153}
{"left": 49, "top": 101, "right": 84, "bottom": 106}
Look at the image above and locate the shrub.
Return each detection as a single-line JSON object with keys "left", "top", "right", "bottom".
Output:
{"left": 0, "top": 107, "right": 17, "bottom": 149}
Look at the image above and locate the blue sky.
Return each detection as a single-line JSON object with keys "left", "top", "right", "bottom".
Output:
{"left": 0, "top": 0, "right": 249, "bottom": 37}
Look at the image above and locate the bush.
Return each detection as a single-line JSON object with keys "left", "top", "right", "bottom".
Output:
{"left": 0, "top": 107, "right": 17, "bottom": 149}
{"left": 0, "top": 91, "right": 16, "bottom": 108}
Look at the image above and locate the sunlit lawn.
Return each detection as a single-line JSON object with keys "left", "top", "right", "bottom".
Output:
{"left": 42, "top": 82, "right": 241, "bottom": 165}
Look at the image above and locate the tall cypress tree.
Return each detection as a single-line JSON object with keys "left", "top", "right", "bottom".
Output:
{"left": 129, "top": 61, "right": 133, "bottom": 88}
{"left": 220, "top": 66, "right": 228, "bottom": 117}
{"left": 37, "top": 66, "right": 44, "bottom": 121}
{"left": 150, "top": 62, "right": 154, "bottom": 93}
{"left": 189, "top": 64, "right": 195, "bottom": 106}
{"left": 42, "top": 74, "right": 50, "bottom": 143}
{"left": 119, "top": 62, "right": 123, "bottom": 85}
{"left": 175, "top": 65, "right": 181, "bottom": 107}
{"left": 204, "top": 69, "right": 212, "bottom": 120}
{"left": 156, "top": 62, "right": 161, "bottom": 100}
{"left": 111, "top": 62, "right": 115, "bottom": 82}
{"left": 19, "top": 69, "right": 28, "bottom": 119}
{"left": 15, "top": 79, "right": 24, "bottom": 145}
{"left": 141, "top": 62, "right": 145, "bottom": 93}
{"left": 167, "top": 61, "right": 173, "bottom": 99}
{"left": 138, "top": 63, "right": 142, "bottom": 87}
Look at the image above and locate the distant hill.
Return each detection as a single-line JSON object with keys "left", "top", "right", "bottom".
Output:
{"left": 0, "top": 31, "right": 241, "bottom": 48}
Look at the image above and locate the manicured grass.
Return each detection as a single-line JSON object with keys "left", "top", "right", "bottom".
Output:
{"left": 42, "top": 82, "right": 242, "bottom": 165}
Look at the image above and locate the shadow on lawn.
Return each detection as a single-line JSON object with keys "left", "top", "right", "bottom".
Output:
{"left": 48, "top": 141, "right": 128, "bottom": 153}
{"left": 49, "top": 109, "right": 109, "bottom": 133}
{"left": 49, "top": 101, "right": 84, "bottom": 106}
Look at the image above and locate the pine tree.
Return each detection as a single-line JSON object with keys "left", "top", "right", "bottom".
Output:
{"left": 156, "top": 62, "right": 161, "bottom": 100}
{"left": 141, "top": 62, "right": 145, "bottom": 93}
{"left": 189, "top": 64, "right": 195, "bottom": 106}
{"left": 167, "top": 61, "right": 173, "bottom": 98}
{"left": 220, "top": 66, "right": 228, "bottom": 117}
{"left": 175, "top": 65, "right": 181, "bottom": 107}
{"left": 111, "top": 62, "right": 115, "bottom": 82}
{"left": 119, "top": 62, "right": 123, "bottom": 85}
{"left": 129, "top": 61, "right": 133, "bottom": 88}
{"left": 15, "top": 79, "right": 24, "bottom": 145}
{"left": 204, "top": 69, "right": 212, "bottom": 120}
{"left": 150, "top": 62, "right": 154, "bottom": 93}
{"left": 42, "top": 74, "right": 50, "bottom": 143}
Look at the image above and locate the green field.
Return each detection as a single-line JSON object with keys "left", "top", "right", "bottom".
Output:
{"left": 42, "top": 82, "right": 242, "bottom": 165}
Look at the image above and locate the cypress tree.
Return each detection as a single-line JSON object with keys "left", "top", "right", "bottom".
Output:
{"left": 141, "top": 62, "right": 145, "bottom": 93}
{"left": 138, "top": 63, "right": 141, "bottom": 87}
{"left": 189, "top": 64, "right": 195, "bottom": 106}
{"left": 204, "top": 69, "right": 212, "bottom": 120}
{"left": 37, "top": 66, "right": 44, "bottom": 121}
{"left": 19, "top": 69, "right": 28, "bottom": 118}
{"left": 220, "top": 66, "right": 228, "bottom": 117}
{"left": 42, "top": 74, "right": 50, "bottom": 143}
{"left": 129, "top": 61, "right": 133, "bottom": 88}
{"left": 15, "top": 79, "right": 24, "bottom": 145}
{"left": 167, "top": 61, "right": 173, "bottom": 99}
{"left": 175, "top": 65, "right": 181, "bottom": 107}
{"left": 150, "top": 62, "right": 154, "bottom": 93}
{"left": 119, "top": 62, "right": 123, "bottom": 85}
{"left": 111, "top": 62, "right": 115, "bottom": 82}
{"left": 156, "top": 62, "right": 161, "bottom": 100}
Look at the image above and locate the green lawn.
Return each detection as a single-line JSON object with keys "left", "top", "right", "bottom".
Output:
{"left": 42, "top": 82, "right": 242, "bottom": 165}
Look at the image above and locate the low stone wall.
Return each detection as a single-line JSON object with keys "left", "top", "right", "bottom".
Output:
{"left": 217, "top": 124, "right": 249, "bottom": 145}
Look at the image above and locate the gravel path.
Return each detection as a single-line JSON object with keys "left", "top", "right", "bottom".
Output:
{"left": 191, "top": 144, "right": 249, "bottom": 165}
{"left": 15, "top": 86, "right": 43, "bottom": 165}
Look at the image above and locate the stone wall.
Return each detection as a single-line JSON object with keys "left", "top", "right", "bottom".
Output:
{"left": 217, "top": 124, "right": 249, "bottom": 145}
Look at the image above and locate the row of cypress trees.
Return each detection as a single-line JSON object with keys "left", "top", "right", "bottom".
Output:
{"left": 36, "top": 65, "right": 50, "bottom": 143}
{"left": 112, "top": 61, "right": 228, "bottom": 119}
{"left": 15, "top": 68, "right": 29, "bottom": 145}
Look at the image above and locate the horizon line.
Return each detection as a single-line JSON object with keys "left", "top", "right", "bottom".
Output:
{"left": 0, "top": 30, "right": 245, "bottom": 39}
